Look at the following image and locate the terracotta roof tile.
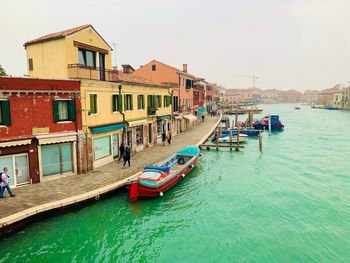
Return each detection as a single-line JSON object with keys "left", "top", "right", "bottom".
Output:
{"left": 113, "top": 71, "right": 171, "bottom": 88}
{"left": 25, "top": 24, "right": 91, "bottom": 46}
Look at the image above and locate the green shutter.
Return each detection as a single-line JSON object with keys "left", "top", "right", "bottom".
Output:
{"left": 69, "top": 100, "right": 76, "bottom": 121}
{"left": 52, "top": 100, "right": 59, "bottom": 123}
{"left": 170, "top": 95, "right": 172, "bottom": 105}
{"left": 90, "top": 94, "right": 96, "bottom": 114}
{"left": 159, "top": 95, "right": 162, "bottom": 108}
{"left": 130, "top": 95, "right": 133, "bottom": 110}
{"left": 112, "top": 95, "right": 116, "bottom": 112}
{"left": 118, "top": 95, "right": 122, "bottom": 111}
{"left": 142, "top": 95, "right": 145, "bottom": 109}
{"left": 2, "top": 101, "right": 11, "bottom": 126}
{"left": 124, "top": 94, "right": 127, "bottom": 111}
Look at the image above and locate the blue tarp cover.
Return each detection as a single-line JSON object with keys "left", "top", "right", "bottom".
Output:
{"left": 195, "top": 110, "right": 202, "bottom": 115}
{"left": 176, "top": 145, "right": 199, "bottom": 156}
{"left": 199, "top": 107, "right": 206, "bottom": 112}
{"left": 144, "top": 165, "right": 170, "bottom": 173}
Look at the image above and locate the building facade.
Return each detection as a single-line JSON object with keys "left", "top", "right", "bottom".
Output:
{"left": 0, "top": 77, "right": 82, "bottom": 186}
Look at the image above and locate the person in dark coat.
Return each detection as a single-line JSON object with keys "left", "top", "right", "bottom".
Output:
{"left": 118, "top": 143, "right": 125, "bottom": 163}
{"left": 202, "top": 115, "right": 205, "bottom": 122}
{"left": 162, "top": 131, "right": 166, "bottom": 146}
{"left": 123, "top": 145, "right": 131, "bottom": 168}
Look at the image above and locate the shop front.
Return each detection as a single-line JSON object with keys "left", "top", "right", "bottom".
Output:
{"left": 156, "top": 115, "right": 171, "bottom": 143}
{"left": 183, "top": 114, "right": 197, "bottom": 130}
{"left": 37, "top": 133, "right": 77, "bottom": 181}
{"left": 0, "top": 139, "right": 39, "bottom": 186}
{"left": 90, "top": 123, "right": 124, "bottom": 168}
{"left": 127, "top": 119, "right": 147, "bottom": 152}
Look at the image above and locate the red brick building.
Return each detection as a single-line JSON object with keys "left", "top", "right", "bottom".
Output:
{"left": 0, "top": 77, "right": 82, "bottom": 186}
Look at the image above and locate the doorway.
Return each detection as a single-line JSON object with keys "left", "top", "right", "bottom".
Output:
{"left": 99, "top": 53, "right": 106, "bottom": 81}
{"left": 112, "top": 134, "right": 119, "bottom": 159}
{"left": 0, "top": 154, "right": 30, "bottom": 186}
{"left": 148, "top": 123, "right": 152, "bottom": 144}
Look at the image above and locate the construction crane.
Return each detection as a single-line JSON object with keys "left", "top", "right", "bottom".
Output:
{"left": 233, "top": 74, "right": 258, "bottom": 88}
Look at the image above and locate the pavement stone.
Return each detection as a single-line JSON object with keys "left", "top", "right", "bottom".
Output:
{"left": 0, "top": 116, "right": 219, "bottom": 219}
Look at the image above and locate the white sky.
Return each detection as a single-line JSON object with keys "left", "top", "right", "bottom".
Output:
{"left": 1, "top": 0, "right": 350, "bottom": 91}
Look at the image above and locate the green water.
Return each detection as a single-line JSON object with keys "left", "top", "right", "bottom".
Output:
{"left": 1, "top": 104, "right": 350, "bottom": 263}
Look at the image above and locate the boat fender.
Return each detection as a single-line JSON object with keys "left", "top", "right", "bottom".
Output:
{"left": 189, "top": 165, "right": 193, "bottom": 169}
{"left": 157, "top": 191, "right": 163, "bottom": 197}
{"left": 178, "top": 158, "right": 185, "bottom": 165}
{"left": 181, "top": 174, "right": 185, "bottom": 178}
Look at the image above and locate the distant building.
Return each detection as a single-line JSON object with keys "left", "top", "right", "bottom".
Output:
{"left": 341, "top": 87, "right": 350, "bottom": 110}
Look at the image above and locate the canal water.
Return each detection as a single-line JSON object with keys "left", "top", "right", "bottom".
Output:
{"left": 1, "top": 104, "right": 350, "bottom": 263}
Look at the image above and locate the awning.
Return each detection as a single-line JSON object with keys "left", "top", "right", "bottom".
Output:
{"left": 206, "top": 104, "right": 214, "bottom": 108}
{"left": 183, "top": 114, "right": 197, "bottom": 122}
{"left": 91, "top": 123, "right": 124, "bottom": 134}
{"left": 199, "top": 107, "right": 206, "bottom": 112}
{"left": 195, "top": 110, "right": 202, "bottom": 115}
{"left": 157, "top": 114, "right": 172, "bottom": 120}
{"left": 38, "top": 135, "right": 76, "bottom": 145}
{"left": 174, "top": 114, "right": 182, "bottom": 119}
{"left": 127, "top": 119, "right": 147, "bottom": 127}
{"left": 0, "top": 139, "right": 32, "bottom": 148}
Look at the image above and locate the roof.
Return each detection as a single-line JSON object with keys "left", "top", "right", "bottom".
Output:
{"left": 136, "top": 59, "right": 195, "bottom": 78}
{"left": 113, "top": 71, "right": 171, "bottom": 88}
{"left": 24, "top": 24, "right": 112, "bottom": 50}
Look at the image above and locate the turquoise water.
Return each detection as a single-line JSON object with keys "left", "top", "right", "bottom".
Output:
{"left": 1, "top": 104, "right": 350, "bottom": 263}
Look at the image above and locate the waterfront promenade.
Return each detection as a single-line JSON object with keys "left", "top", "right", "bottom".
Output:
{"left": 0, "top": 116, "right": 219, "bottom": 228}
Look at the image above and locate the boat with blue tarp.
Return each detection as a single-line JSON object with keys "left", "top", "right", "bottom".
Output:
{"left": 126, "top": 146, "right": 200, "bottom": 201}
{"left": 253, "top": 115, "right": 284, "bottom": 130}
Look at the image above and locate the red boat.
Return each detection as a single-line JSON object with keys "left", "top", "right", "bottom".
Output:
{"left": 126, "top": 146, "right": 200, "bottom": 201}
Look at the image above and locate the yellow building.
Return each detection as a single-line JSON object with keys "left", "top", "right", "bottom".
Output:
{"left": 24, "top": 24, "right": 173, "bottom": 170}
{"left": 24, "top": 24, "right": 113, "bottom": 81}
{"left": 81, "top": 72, "right": 172, "bottom": 168}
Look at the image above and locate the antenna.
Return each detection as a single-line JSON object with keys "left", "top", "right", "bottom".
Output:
{"left": 113, "top": 42, "right": 117, "bottom": 67}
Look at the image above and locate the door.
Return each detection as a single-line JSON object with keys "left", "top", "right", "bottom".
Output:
{"left": 99, "top": 53, "right": 106, "bottom": 81}
{"left": 0, "top": 156, "right": 14, "bottom": 186}
{"left": 127, "top": 130, "right": 132, "bottom": 151}
{"left": 112, "top": 134, "right": 119, "bottom": 158}
{"left": 148, "top": 123, "right": 152, "bottom": 144}
{"left": 15, "top": 155, "right": 30, "bottom": 185}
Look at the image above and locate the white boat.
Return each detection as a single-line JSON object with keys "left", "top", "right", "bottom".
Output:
{"left": 218, "top": 136, "right": 247, "bottom": 143}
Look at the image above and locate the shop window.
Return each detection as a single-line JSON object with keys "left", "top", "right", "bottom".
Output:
{"left": 168, "top": 123, "right": 171, "bottom": 131}
{"left": 157, "top": 120, "right": 162, "bottom": 137}
{"left": 90, "top": 94, "right": 98, "bottom": 114}
{"left": 112, "top": 94, "right": 122, "bottom": 112}
{"left": 136, "top": 126, "right": 143, "bottom": 146}
{"left": 0, "top": 101, "right": 11, "bottom": 126}
{"left": 124, "top": 94, "right": 133, "bottom": 111}
{"left": 78, "top": 48, "right": 96, "bottom": 68}
{"left": 52, "top": 100, "right": 76, "bottom": 122}
{"left": 138, "top": 95, "right": 145, "bottom": 110}
{"left": 41, "top": 143, "right": 73, "bottom": 176}
{"left": 94, "top": 136, "right": 111, "bottom": 160}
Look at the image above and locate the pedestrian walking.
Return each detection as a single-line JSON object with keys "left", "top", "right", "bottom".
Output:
{"left": 167, "top": 132, "right": 172, "bottom": 145}
{"left": 123, "top": 145, "right": 131, "bottom": 168}
{"left": 162, "top": 131, "right": 166, "bottom": 146}
{"left": 202, "top": 115, "right": 205, "bottom": 122}
{"left": 0, "top": 167, "right": 15, "bottom": 198}
{"left": 118, "top": 143, "right": 125, "bottom": 163}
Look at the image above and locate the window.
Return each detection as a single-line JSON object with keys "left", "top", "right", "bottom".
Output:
{"left": 57, "top": 101, "right": 69, "bottom": 121}
{"left": 148, "top": 95, "right": 155, "bottom": 108}
{"left": 168, "top": 123, "right": 171, "bottom": 131}
{"left": 90, "top": 94, "right": 98, "bottom": 114}
{"left": 78, "top": 48, "right": 96, "bottom": 68}
{"left": 42, "top": 143, "right": 73, "bottom": 176}
{"left": 138, "top": 95, "right": 145, "bottom": 110}
{"left": 52, "top": 100, "right": 76, "bottom": 122}
{"left": 164, "top": 96, "right": 168, "bottom": 107}
{"left": 93, "top": 136, "right": 111, "bottom": 161}
{"left": 179, "top": 77, "right": 181, "bottom": 86}
{"left": 112, "top": 94, "right": 122, "bottom": 112}
{"left": 156, "top": 95, "right": 162, "bottom": 108}
{"left": 157, "top": 120, "right": 162, "bottom": 136}
{"left": 28, "top": 58, "right": 33, "bottom": 71}
{"left": 0, "top": 101, "right": 11, "bottom": 126}
{"left": 173, "top": 96, "right": 179, "bottom": 111}
{"left": 124, "top": 94, "right": 133, "bottom": 111}
{"left": 136, "top": 126, "right": 143, "bottom": 146}
{"left": 152, "top": 65, "right": 156, "bottom": 71}
{"left": 186, "top": 79, "right": 192, "bottom": 89}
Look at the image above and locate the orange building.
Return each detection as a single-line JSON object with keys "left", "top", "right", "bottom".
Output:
{"left": 132, "top": 60, "right": 197, "bottom": 134}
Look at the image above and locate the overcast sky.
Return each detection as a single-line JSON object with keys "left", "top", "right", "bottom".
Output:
{"left": 1, "top": 0, "right": 350, "bottom": 91}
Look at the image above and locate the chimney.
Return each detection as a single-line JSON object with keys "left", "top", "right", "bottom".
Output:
{"left": 122, "top": 64, "right": 135, "bottom": 74}
{"left": 183, "top": 64, "right": 188, "bottom": 73}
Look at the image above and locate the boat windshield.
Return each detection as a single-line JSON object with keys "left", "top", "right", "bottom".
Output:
{"left": 139, "top": 171, "right": 162, "bottom": 180}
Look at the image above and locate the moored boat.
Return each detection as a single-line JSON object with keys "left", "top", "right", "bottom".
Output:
{"left": 126, "top": 146, "right": 200, "bottom": 201}
{"left": 253, "top": 115, "right": 284, "bottom": 130}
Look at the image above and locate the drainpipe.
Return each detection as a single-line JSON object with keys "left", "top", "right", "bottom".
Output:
{"left": 74, "top": 92, "right": 81, "bottom": 174}
{"left": 118, "top": 84, "right": 126, "bottom": 144}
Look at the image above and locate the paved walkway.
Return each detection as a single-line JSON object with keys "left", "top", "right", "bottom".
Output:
{"left": 0, "top": 116, "right": 219, "bottom": 219}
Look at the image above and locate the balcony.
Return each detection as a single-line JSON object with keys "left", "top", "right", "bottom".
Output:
{"left": 147, "top": 107, "right": 157, "bottom": 116}
{"left": 68, "top": 64, "right": 117, "bottom": 82}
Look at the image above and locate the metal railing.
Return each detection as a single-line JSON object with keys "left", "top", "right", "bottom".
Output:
{"left": 68, "top": 64, "right": 117, "bottom": 82}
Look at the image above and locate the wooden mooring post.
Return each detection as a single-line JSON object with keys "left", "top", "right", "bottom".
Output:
{"left": 216, "top": 130, "right": 219, "bottom": 149}
{"left": 230, "top": 129, "right": 233, "bottom": 151}
{"left": 259, "top": 130, "right": 262, "bottom": 152}
{"left": 236, "top": 125, "right": 240, "bottom": 151}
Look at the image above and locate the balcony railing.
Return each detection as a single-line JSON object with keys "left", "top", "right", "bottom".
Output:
{"left": 68, "top": 64, "right": 117, "bottom": 82}
{"left": 147, "top": 107, "right": 157, "bottom": 116}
